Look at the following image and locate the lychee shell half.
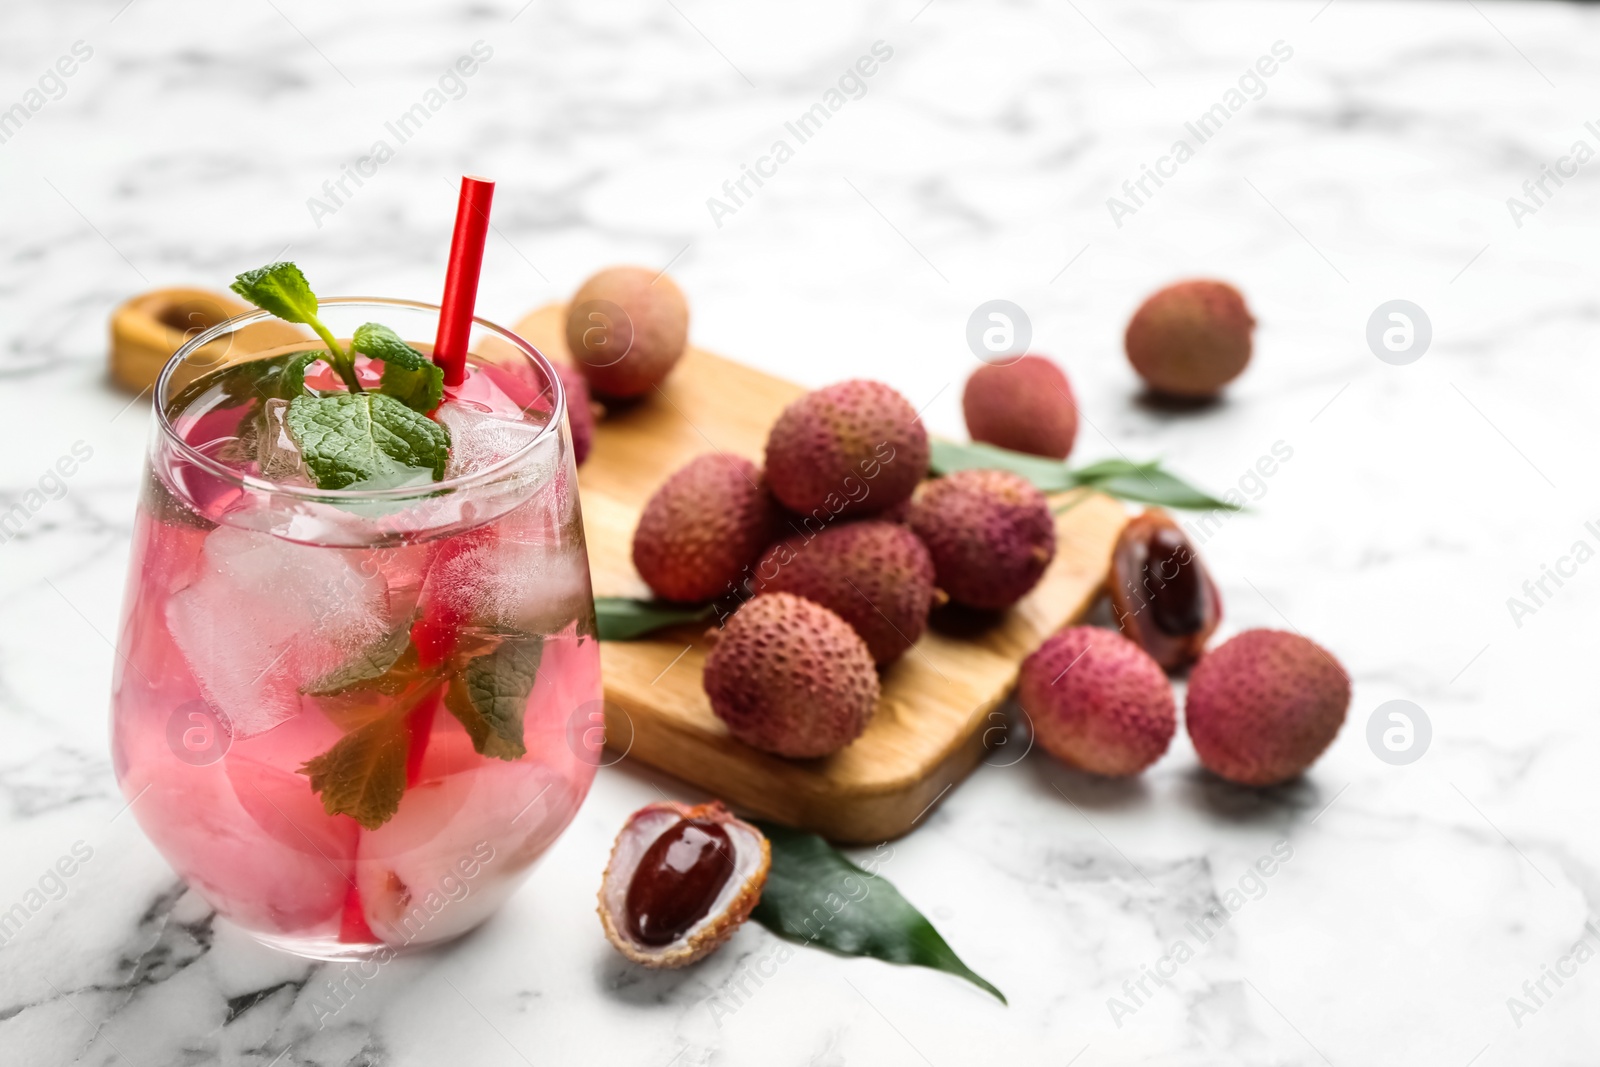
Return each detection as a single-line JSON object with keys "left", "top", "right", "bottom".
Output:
{"left": 1185, "top": 629, "right": 1350, "bottom": 787}
{"left": 597, "top": 801, "right": 770, "bottom": 968}
{"left": 1018, "top": 626, "right": 1175, "bottom": 776}
{"left": 703, "top": 592, "right": 879, "bottom": 758}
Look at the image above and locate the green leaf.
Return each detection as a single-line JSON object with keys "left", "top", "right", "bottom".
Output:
{"left": 444, "top": 635, "right": 543, "bottom": 760}
{"left": 353, "top": 322, "right": 444, "bottom": 413}
{"left": 750, "top": 822, "right": 1006, "bottom": 1004}
{"left": 277, "top": 350, "right": 328, "bottom": 399}
{"left": 299, "top": 712, "right": 411, "bottom": 830}
{"left": 928, "top": 439, "right": 1075, "bottom": 492}
{"left": 594, "top": 596, "right": 716, "bottom": 641}
{"left": 928, "top": 439, "right": 1239, "bottom": 512}
{"left": 230, "top": 262, "right": 360, "bottom": 391}
{"left": 285, "top": 392, "right": 451, "bottom": 490}
{"left": 301, "top": 624, "right": 413, "bottom": 696}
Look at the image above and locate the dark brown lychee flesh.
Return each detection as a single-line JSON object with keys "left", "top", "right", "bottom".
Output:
{"left": 909, "top": 469, "right": 1056, "bottom": 611}
{"left": 598, "top": 801, "right": 769, "bottom": 968}
{"left": 751, "top": 520, "right": 936, "bottom": 665}
{"left": 1108, "top": 509, "right": 1221, "bottom": 671}
{"left": 1125, "top": 280, "right": 1254, "bottom": 398}
{"left": 1018, "top": 626, "right": 1175, "bottom": 777}
{"left": 702, "top": 592, "right": 879, "bottom": 758}
{"left": 764, "top": 380, "right": 929, "bottom": 522}
{"left": 1185, "top": 629, "right": 1350, "bottom": 787}
{"left": 566, "top": 266, "right": 689, "bottom": 399}
{"left": 632, "top": 453, "right": 779, "bottom": 603}
{"left": 962, "top": 355, "right": 1079, "bottom": 460}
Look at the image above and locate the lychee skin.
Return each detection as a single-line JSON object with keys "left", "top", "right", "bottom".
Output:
{"left": 1018, "top": 627, "right": 1175, "bottom": 777}
{"left": 703, "top": 593, "right": 879, "bottom": 759}
{"left": 566, "top": 266, "right": 689, "bottom": 399}
{"left": 909, "top": 469, "right": 1056, "bottom": 611}
{"left": 1185, "top": 629, "right": 1350, "bottom": 787}
{"left": 552, "top": 361, "right": 595, "bottom": 466}
{"left": 752, "top": 520, "right": 936, "bottom": 665}
{"left": 1124, "top": 280, "right": 1254, "bottom": 398}
{"left": 764, "top": 380, "right": 930, "bottom": 521}
{"left": 962, "top": 355, "right": 1079, "bottom": 460}
{"left": 632, "top": 454, "right": 779, "bottom": 603}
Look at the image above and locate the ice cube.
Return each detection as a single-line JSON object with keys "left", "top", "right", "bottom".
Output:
{"left": 436, "top": 401, "right": 544, "bottom": 479}
{"left": 166, "top": 526, "right": 392, "bottom": 737}
{"left": 420, "top": 531, "right": 592, "bottom": 637}
{"left": 256, "top": 397, "right": 313, "bottom": 485}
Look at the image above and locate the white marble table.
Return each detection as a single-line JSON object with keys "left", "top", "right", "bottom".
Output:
{"left": 4, "top": 0, "right": 1600, "bottom": 1063}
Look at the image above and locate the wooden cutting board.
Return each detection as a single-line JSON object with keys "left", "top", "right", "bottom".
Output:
{"left": 513, "top": 304, "right": 1128, "bottom": 843}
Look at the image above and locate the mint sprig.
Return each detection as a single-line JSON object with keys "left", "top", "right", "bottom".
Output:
{"left": 231, "top": 263, "right": 362, "bottom": 393}
{"left": 443, "top": 635, "right": 544, "bottom": 760}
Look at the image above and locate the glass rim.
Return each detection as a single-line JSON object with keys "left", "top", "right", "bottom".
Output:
{"left": 155, "top": 297, "right": 566, "bottom": 504}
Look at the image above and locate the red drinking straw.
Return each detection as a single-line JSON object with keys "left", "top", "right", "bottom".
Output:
{"left": 433, "top": 175, "right": 495, "bottom": 388}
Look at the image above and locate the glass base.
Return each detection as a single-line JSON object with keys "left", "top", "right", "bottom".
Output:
{"left": 248, "top": 929, "right": 464, "bottom": 963}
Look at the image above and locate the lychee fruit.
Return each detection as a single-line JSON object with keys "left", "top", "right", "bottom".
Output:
{"left": 764, "top": 380, "right": 929, "bottom": 521}
{"left": 566, "top": 266, "right": 689, "bottom": 399}
{"left": 1108, "top": 509, "right": 1221, "bottom": 671}
{"left": 1018, "top": 626, "right": 1175, "bottom": 777}
{"left": 908, "top": 469, "right": 1056, "bottom": 611}
{"left": 632, "top": 453, "right": 779, "bottom": 603}
{"left": 962, "top": 355, "right": 1079, "bottom": 460}
{"left": 752, "top": 520, "right": 936, "bottom": 665}
{"left": 552, "top": 360, "right": 596, "bottom": 466}
{"left": 1124, "top": 280, "right": 1254, "bottom": 398}
{"left": 1185, "top": 629, "right": 1350, "bottom": 787}
{"left": 702, "top": 592, "right": 879, "bottom": 758}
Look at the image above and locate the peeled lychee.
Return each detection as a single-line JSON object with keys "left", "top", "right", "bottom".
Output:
{"left": 552, "top": 361, "right": 596, "bottom": 466}
{"left": 962, "top": 355, "right": 1079, "bottom": 460}
{"left": 1124, "top": 280, "right": 1254, "bottom": 398}
{"left": 908, "top": 469, "right": 1056, "bottom": 611}
{"left": 752, "top": 520, "right": 936, "bottom": 665}
{"left": 1185, "top": 629, "right": 1350, "bottom": 787}
{"left": 702, "top": 592, "right": 879, "bottom": 758}
{"left": 632, "top": 453, "right": 779, "bottom": 603}
{"left": 1018, "top": 626, "right": 1175, "bottom": 777}
{"left": 566, "top": 266, "right": 689, "bottom": 399}
{"left": 764, "top": 380, "right": 929, "bottom": 521}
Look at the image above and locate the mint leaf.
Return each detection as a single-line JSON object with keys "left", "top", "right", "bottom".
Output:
{"left": 300, "top": 712, "right": 412, "bottom": 830}
{"left": 285, "top": 392, "right": 451, "bottom": 490}
{"left": 353, "top": 323, "right": 444, "bottom": 413}
{"left": 302, "top": 624, "right": 413, "bottom": 696}
{"left": 230, "top": 262, "right": 361, "bottom": 392}
{"left": 751, "top": 822, "right": 1006, "bottom": 1004}
{"left": 444, "top": 636, "right": 543, "bottom": 760}
{"left": 594, "top": 597, "right": 716, "bottom": 640}
{"left": 278, "top": 350, "right": 328, "bottom": 399}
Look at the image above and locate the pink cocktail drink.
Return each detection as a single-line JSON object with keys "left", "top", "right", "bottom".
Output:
{"left": 112, "top": 298, "right": 601, "bottom": 960}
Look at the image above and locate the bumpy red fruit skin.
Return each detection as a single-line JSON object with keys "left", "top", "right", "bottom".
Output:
{"left": 1185, "top": 629, "right": 1350, "bottom": 787}
{"left": 962, "top": 355, "right": 1079, "bottom": 460}
{"left": 909, "top": 469, "right": 1056, "bottom": 611}
{"left": 566, "top": 266, "right": 689, "bottom": 399}
{"left": 703, "top": 593, "right": 879, "bottom": 758}
{"left": 1124, "top": 280, "right": 1254, "bottom": 398}
{"left": 752, "top": 521, "right": 935, "bottom": 665}
{"left": 632, "top": 454, "right": 779, "bottom": 603}
{"left": 764, "top": 380, "right": 930, "bottom": 521}
{"left": 1019, "top": 626, "right": 1175, "bottom": 776}
{"left": 552, "top": 361, "right": 595, "bottom": 466}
